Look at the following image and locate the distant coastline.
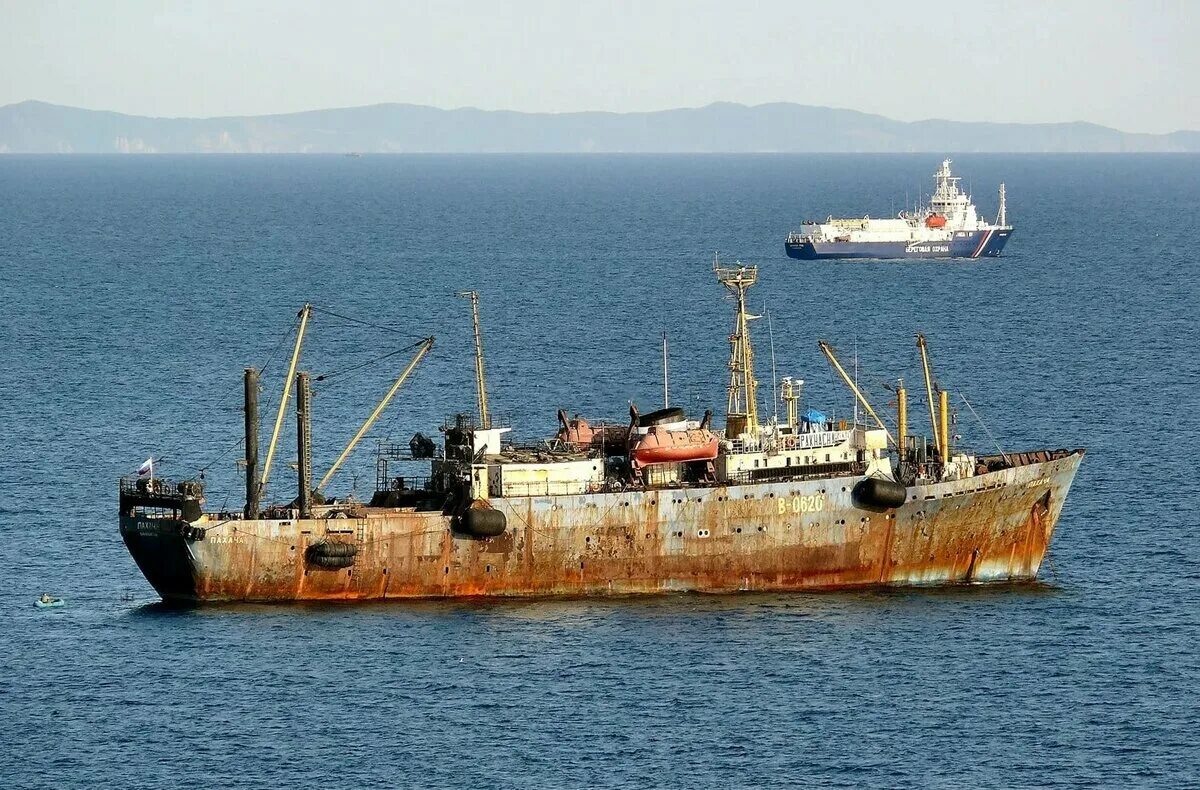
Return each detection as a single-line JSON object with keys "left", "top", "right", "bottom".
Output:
{"left": 2, "top": 99, "right": 1197, "bottom": 154}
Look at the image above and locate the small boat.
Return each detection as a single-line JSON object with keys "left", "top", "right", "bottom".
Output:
{"left": 35, "top": 594, "right": 65, "bottom": 609}
{"left": 628, "top": 407, "right": 719, "bottom": 469}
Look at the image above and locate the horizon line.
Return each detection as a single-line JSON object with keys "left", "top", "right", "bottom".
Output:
{"left": 5, "top": 98, "right": 1197, "bottom": 137}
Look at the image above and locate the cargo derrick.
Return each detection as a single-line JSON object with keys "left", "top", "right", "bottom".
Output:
{"left": 119, "top": 267, "right": 1084, "bottom": 603}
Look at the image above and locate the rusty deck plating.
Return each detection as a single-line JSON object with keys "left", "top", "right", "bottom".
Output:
{"left": 121, "top": 450, "right": 1082, "bottom": 603}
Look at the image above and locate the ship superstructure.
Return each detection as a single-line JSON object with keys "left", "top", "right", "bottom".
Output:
{"left": 785, "top": 160, "right": 1013, "bottom": 260}
{"left": 119, "top": 262, "right": 1080, "bottom": 603}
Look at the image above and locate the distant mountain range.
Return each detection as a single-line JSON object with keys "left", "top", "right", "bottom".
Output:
{"left": 2, "top": 100, "right": 1197, "bottom": 154}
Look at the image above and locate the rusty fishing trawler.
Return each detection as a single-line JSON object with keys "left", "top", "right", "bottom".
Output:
{"left": 120, "top": 262, "right": 1083, "bottom": 603}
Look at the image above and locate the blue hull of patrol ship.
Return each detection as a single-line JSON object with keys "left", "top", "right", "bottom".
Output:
{"left": 786, "top": 228, "right": 1012, "bottom": 260}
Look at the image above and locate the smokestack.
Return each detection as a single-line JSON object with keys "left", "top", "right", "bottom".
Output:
{"left": 244, "top": 367, "right": 260, "bottom": 518}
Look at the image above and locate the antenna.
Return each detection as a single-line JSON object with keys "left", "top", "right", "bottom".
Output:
{"left": 662, "top": 330, "right": 669, "bottom": 408}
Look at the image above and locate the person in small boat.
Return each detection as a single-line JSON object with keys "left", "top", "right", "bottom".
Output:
{"left": 39, "top": 592, "right": 55, "bottom": 604}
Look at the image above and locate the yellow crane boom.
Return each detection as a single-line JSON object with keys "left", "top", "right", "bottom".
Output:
{"left": 817, "top": 340, "right": 895, "bottom": 446}
{"left": 316, "top": 337, "right": 434, "bottom": 493}
{"left": 915, "top": 333, "right": 941, "bottom": 455}
{"left": 457, "top": 291, "right": 490, "bottom": 429}
{"left": 259, "top": 304, "right": 311, "bottom": 499}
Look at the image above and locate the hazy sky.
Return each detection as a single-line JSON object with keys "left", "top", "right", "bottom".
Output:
{"left": 3, "top": 0, "right": 1196, "bottom": 133}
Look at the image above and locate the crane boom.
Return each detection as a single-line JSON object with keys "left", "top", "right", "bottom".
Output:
{"left": 457, "top": 291, "right": 490, "bottom": 429}
{"left": 316, "top": 337, "right": 434, "bottom": 492}
{"left": 260, "top": 304, "right": 311, "bottom": 499}
{"left": 915, "top": 333, "right": 941, "bottom": 454}
{"left": 817, "top": 341, "right": 895, "bottom": 446}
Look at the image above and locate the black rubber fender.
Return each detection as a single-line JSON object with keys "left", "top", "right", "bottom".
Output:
{"left": 306, "top": 553, "right": 355, "bottom": 569}
{"left": 853, "top": 477, "right": 907, "bottom": 510}
{"left": 459, "top": 508, "right": 506, "bottom": 538}
{"left": 306, "top": 541, "right": 358, "bottom": 568}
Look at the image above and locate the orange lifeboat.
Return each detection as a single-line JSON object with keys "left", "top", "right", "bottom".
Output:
{"left": 925, "top": 213, "right": 947, "bottom": 228}
{"left": 629, "top": 425, "right": 719, "bottom": 469}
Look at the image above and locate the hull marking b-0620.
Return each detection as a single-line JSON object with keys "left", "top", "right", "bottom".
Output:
{"left": 778, "top": 494, "right": 826, "bottom": 514}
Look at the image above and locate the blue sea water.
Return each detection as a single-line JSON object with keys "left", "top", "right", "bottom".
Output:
{"left": 0, "top": 153, "right": 1198, "bottom": 787}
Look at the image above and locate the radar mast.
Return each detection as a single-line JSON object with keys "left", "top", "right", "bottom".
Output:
{"left": 714, "top": 256, "right": 760, "bottom": 437}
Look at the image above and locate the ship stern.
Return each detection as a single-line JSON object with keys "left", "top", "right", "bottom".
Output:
{"left": 120, "top": 514, "right": 205, "bottom": 604}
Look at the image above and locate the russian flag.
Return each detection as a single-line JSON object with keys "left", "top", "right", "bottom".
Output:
{"left": 137, "top": 458, "right": 153, "bottom": 477}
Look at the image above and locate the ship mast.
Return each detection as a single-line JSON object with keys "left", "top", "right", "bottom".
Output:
{"left": 997, "top": 183, "right": 1008, "bottom": 227}
{"left": 714, "top": 256, "right": 760, "bottom": 436}
{"left": 457, "top": 290, "right": 491, "bottom": 429}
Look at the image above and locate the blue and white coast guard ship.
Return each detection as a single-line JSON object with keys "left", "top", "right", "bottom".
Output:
{"left": 785, "top": 160, "right": 1012, "bottom": 260}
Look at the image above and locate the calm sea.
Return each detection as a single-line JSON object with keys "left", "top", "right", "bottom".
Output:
{"left": 1, "top": 154, "right": 1197, "bottom": 787}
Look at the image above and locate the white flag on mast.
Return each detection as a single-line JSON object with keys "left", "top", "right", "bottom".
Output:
{"left": 137, "top": 458, "right": 153, "bottom": 477}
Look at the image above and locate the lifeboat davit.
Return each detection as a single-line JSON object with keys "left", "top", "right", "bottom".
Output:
{"left": 555, "top": 410, "right": 628, "bottom": 453}
{"left": 556, "top": 409, "right": 596, "bottom": 446}
{"left": 630, "top": 425, "right": 719, "bottom": 469}
{"left": 925, "top": 213, "right": 947, "bottom": 229}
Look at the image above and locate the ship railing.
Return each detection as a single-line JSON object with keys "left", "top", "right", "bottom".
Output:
{"left": 721, "top": 462, "right": 866, "bottom": 487}
{"left": 119, "top": 475, "right": 197, "bottom": 497}
{"left": 118, "top": 475, "right": 205, "bottom": 519}
{"left": 726, "top": 428, "right": 853, "bottom": 456}
{"left": 495, "top": 480, "right": 609, "bottom": 498}
{"left": 374, "top": 474, "right": 433, "bottom": 493}
{"left": 374, "top": 441, "right": 442, "bottom": 461}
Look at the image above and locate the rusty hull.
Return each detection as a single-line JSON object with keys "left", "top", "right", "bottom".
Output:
{"left": 120, "top": 450, "right": 1083, "bottom": 603}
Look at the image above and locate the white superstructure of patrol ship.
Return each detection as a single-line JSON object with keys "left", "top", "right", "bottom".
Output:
{"left": 786, "top": 160, "right": 1012, "bottom": 260}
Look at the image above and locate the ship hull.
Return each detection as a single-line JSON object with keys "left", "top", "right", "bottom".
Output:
{"left": 786, "top": 228, "right": 1012, "bottom": 260}
{"left": 121, "top": 451, "right": 1081, "bottom": 603}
